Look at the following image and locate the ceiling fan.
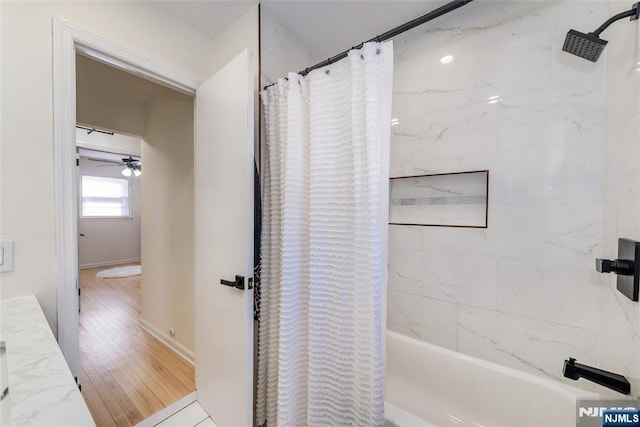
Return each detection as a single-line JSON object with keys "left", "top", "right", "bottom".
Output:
{"left": 88, "top": 156, "right": 142, "bottom": 177}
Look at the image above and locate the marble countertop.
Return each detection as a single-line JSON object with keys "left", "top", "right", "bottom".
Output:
{"left": 1, "top": 296, "right": 94, "bottom": 426}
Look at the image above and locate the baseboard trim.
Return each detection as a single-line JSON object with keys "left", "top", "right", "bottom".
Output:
{"left": 138, "top": 318, "right": 195, "bottom": 366}
{"left": 134, "top": 391, "right": 197, "bottom": 427}
{"left": 80, "top": 258, "right": 141, "bottom": 269}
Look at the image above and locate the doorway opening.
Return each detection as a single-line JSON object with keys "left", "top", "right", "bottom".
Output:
{"left": 75, "top": 54, "right": 196, "bottom": 425}
{"left": 54, "top": 18, "right": 257, "bottom": 426}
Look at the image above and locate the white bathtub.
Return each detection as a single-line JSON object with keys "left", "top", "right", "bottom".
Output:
{"left": 385, "top": 331, "right": 597, "bottom": 427}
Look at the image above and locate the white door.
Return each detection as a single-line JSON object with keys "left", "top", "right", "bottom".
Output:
{"left": 194, "top": 49, "right": 254, "bottom": 426}
{"left": 76, "top": 150, "right": 81, "bottom": 314}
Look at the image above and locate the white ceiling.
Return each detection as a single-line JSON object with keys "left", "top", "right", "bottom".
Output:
{"left": 154, "top": 0, "right": 258, "bottom": 40}
{"left": 150, "top": 1, "right": 458, "bottom": 62}
{"left": 262, "top": 1, "right": 453, "bottom": 60}
{"left": 77, "top": 1, "right": 470, "bottom": 98}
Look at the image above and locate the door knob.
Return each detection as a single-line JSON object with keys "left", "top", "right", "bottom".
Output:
{"left": 220, "top": 275, "right": 245, "bottom": 290}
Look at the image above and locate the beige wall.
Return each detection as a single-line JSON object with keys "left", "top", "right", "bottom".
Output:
{"left": 76, "top": 128, "right": 142, "bottom": 155}
{"left": 0, "top": 1, "right": 213, "bottom": 330}
{"left": 77, "top": 85, "right": 147, "bottom": 137}
{"left": 77, "top": 57, "right": 197, "bottom": 353}
{"left": 78, "top": 156, "right": 142, "bottom": 268}
{"left": 206, "top": 5, "right": 259, "bottom": 79}
{"left": 141, "top": 90, "right": 195, "bottom": 354}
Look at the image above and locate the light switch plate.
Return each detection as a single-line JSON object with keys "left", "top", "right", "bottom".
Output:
{"left": 0, "top": 240, "right": 14, "bottom": 272}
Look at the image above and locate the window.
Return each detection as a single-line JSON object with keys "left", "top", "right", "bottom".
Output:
{"left": 81, "top": 175, "right": 131, "bottom": 218}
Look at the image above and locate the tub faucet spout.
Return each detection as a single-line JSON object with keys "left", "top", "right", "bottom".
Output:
{"left": 563, "top": 358, "right": 631, "bottom": 395}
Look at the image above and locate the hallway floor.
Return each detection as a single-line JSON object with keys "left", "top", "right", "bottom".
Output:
{"left": 79, "top": 265, "right": 195, "bottom": 426}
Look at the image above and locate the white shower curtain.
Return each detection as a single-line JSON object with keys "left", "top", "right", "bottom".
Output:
{"left": 257, "top": 42, "right": 393, "bottom": 427}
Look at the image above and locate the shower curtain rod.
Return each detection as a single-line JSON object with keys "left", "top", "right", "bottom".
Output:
{"left": 263, "top": 0, "right": 475, "bottom": 90}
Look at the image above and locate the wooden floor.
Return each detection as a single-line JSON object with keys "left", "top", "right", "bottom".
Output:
{"left": 79, "top": 265, "right": 195, "bottom": 427}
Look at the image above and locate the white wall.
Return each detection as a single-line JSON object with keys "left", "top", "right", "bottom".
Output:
{"left": 386, "top": 0, "right": 613, "bottom": 392}
{"left": 141, "top": 90, "right": 195, "bottom": 355}
{"left": 78, "top": 155, "right": 142, "bottom": 268}
{"left": 0, "top": 1, "right": 213, "bottom": 331}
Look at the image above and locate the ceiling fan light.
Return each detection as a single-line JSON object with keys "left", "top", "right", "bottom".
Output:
{"left": 133, "top": 169, "right": 142, "bottom": 177}
{"left": 122, "top": 167, "right": 132, "bottom": 177}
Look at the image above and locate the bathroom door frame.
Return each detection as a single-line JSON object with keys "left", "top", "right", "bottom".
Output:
{"left": 52, "top": 16, "right": 199, "bottom": 378}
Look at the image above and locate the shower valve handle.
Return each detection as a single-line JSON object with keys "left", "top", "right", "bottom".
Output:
{"left": 596, "top": 258, "right": 635, "bottom": 275}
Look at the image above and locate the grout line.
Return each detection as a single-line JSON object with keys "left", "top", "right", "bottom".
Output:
{"left": 389, "top": 288, "right": 597, "bottom": 332}
{"left": 134, "top": 392, "right": 197, "bottom": 427}
{"left": 194, "top": 415, "right": 212, "bottom": 427}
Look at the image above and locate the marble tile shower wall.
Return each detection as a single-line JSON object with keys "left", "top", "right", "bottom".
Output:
{"left": 260, "top": 0, "right": 640, "bottom": 396}
{"left": 387, "top": 0, "right": 615, "bottom": 390}
{"left": 260, "top": 7, "right": 317, "bottom": 87}
{"left": 598, "top": 0, "right": 640, "bottom": 397}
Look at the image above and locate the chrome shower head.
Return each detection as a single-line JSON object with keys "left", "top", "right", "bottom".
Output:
{"left": 562, "top": 30, "right": 608, "bottom": 62}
